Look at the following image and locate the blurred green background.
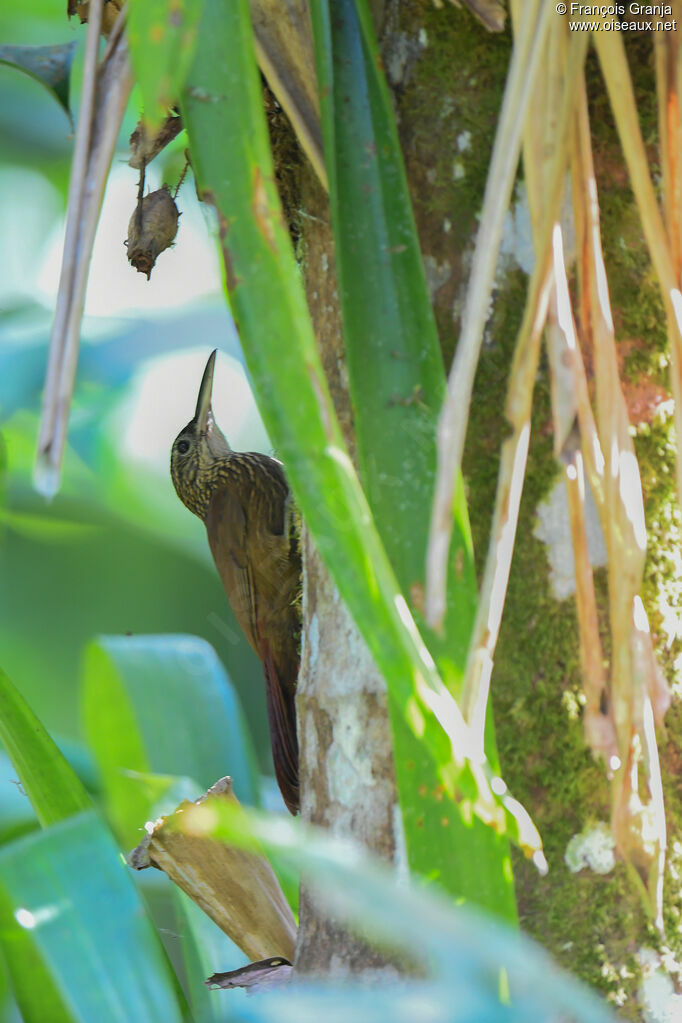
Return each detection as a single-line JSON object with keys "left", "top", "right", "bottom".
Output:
{"left": 0, "top": 2, "right": 277, "bottom": 786}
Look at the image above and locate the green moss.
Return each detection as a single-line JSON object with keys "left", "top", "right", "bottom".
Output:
{"left": 635, "top": 415, "right": 682, "bottom": 661}
{"left": 393, "top": 0, "right": 510, "bottom": 367}
{"left": 407, "top": 3, "right": 509, "bottom": 226}
{"left": 599, "top": 187, "right": 668, "bottom": 383}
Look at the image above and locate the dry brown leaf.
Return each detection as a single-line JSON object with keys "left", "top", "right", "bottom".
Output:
{"left": 128, "top": 112, "right": 183, "bottom": 170}
{"left": 126, "top": 185, "right": 179, "bottom": 279}
{"left": 445, "top": 0, "right": 506, "bottom": 32}
{"left": 206, "top": 956, "right": 293, "bottom": 992}
{"left": 129, "top": 777, "right": 297, "bottom": 962}
{"left": 68, "top": 0, "right": 123, "bottom": 35}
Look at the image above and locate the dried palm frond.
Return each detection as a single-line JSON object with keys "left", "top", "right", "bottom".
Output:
{"left": 427, "top": 9, "right": 677, "bottom": 924}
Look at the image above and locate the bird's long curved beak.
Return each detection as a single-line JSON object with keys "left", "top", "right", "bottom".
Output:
{"left": 195, "top": 350, "right": 217, "bottom": 432}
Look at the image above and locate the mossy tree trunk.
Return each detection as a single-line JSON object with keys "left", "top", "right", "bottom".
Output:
{"left": 276, "top": 5, "right": 681, "bottom": 1014}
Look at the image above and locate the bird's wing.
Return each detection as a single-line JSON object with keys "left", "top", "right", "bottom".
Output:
{"left": 205, "top": 466, "right": 300, "bottom": 814}
{"left": 206, "top": 488, "right": 260, "bottom": 653}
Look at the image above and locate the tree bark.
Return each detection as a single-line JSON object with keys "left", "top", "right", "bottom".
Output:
{"left": 289, "top": 162, "right": 402, "bottom": 976}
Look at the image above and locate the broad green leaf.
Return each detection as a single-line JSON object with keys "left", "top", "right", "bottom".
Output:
{"left": 0, "top": 751, "right": 36, "bottom": 842}
{"left": 53, "top": 736, "right": 100, "bottom": 796}
{"left": 127, "top": 0, "right": 204, "bottom": 131}
{"left": 179, "top": 801, "right": 617, "bottom": 1023}
{"left": 0, "top": 43, "right": 76, "bottom": 122}
{"left": 0, "top": 811, "right": 183, "bottom": 1023}
{"left": 181, "top": 0, "right": 542, "bottom": 868}
{"left": 0, "top": 668, "right": 91, "bottom": 828}
{"left": 82, "top": 634, "right": 260, "bottom": 846}
{"left": 1, "top": 916, "right": 74, "bottom": 1023}
{"left": 0, "top": 741, "right": 97, "bottom": 843}
{"left": 310, "top": 0, "right": 516, "bottom": 919}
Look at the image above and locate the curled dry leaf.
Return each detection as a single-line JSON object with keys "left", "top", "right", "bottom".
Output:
{"left": 205, "top": 956, "right": 293, "bottom": 992}
{"left": 67, "top": 0, "right": 123, "bottom": 35}
{"left": 445, "top": 0, "right": 506, "bottom": 32}
{"left": 129, "top": 112, "right": 184, "bottom": 170}
{"left": 126, "top": 184, "right": 179, "bottom": 279}
{"left": 129, "top": 776, "right": 297, "bottom": 963}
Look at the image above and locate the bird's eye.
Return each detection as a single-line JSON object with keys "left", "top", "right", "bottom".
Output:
{"left": 177, "top": 439, "right": 190, "bottom": 455}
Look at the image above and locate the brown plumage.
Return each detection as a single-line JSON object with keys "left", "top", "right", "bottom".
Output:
{"left": 170, "top": 350, "right": 301, "bottom": 814}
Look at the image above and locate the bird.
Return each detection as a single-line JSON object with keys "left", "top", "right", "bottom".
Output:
{"left": 170, "top": 350, "right": 301, "bottom": 815}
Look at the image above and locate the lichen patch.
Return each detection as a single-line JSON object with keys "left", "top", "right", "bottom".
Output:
{"left": 534, "top": 477, "right": 607, "bottom": 600}
{"left": 565, "top": 823, "right": 616, "bottom": 875}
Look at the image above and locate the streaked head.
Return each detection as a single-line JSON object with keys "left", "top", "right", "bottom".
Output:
{"left": 170, "top": 349, "right": 232, "bottom": 519}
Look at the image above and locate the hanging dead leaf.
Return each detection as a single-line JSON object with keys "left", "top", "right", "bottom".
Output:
{"left": 126, "top": 184, "right": 179, "bottom": 279}
{"left": 205, "top": 956, "right": 293, "bottom": 992}
{"left": 129, "top": 112, "right": 183, "bottom": 170}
